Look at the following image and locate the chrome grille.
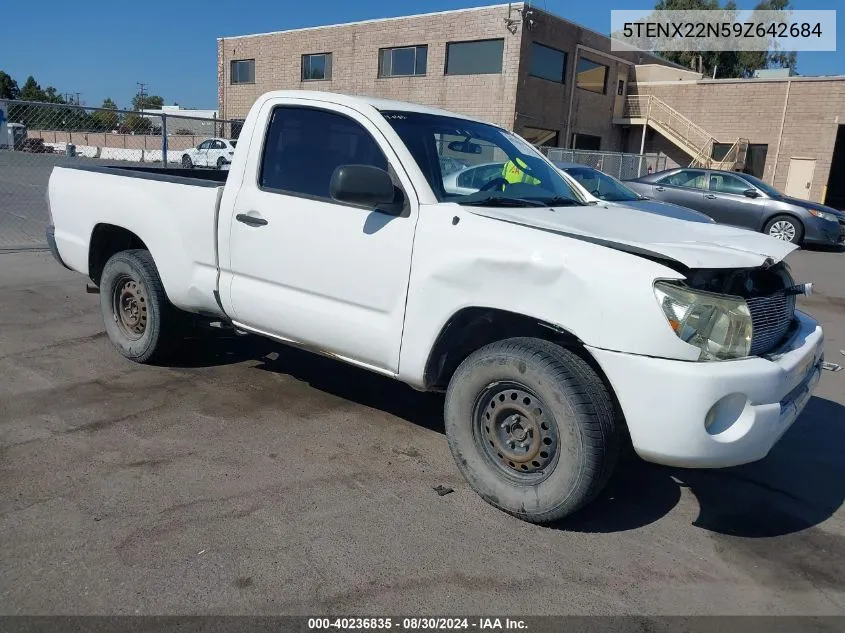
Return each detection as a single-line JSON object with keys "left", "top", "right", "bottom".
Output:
{"left": 747, "top": 292, "right": 794, "bottom": 356}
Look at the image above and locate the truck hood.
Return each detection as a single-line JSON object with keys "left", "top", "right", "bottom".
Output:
{"left": 467, "top": 204, "right": 796, "bottom": 270}
{"left": 610, "top": 198, "right": 715, "bottom": 224}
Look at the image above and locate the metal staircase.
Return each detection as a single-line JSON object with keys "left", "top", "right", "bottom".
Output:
{"left": 618, "top": 95, "right": 748, "bottom": 171}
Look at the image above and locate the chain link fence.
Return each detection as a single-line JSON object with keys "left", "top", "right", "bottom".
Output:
{"left": 538, "top": 147, "right": 668, "bottom": 181}
{"left": 0, "top": 99, "right": 237, "bottom": 250}
{"left": 1, "top": 99, "right": 667, "bottom": 251}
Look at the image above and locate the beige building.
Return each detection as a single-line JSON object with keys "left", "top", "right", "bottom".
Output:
{"left": 217, "top": 3, "right": 675, "bottom": 148}
{"left": 217, "top": 3, "right": 845, "bottom": 208}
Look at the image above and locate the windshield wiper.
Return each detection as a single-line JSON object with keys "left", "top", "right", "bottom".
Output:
{"left": 460, "top": 194, "right": 547, "bottom": 208}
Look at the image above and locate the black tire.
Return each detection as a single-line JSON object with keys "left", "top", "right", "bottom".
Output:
{"left": 216, "top": 156, "right": 226, "bottom": 169}
{"left": 444, "top": 337, "right": 618, "bottom": 524}
{"left": 182, "top": 155, "right": 193, "bottom": 169}
{"left": 764, "top": 214, "right": 804, "bottom": 245}
{"left": 99, "top": 249, "right": 183, "bottom": 364}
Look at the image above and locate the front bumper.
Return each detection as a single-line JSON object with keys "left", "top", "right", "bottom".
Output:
{"left": 804, "top": 217, "right": 845, "bottom": 245}
{"left": 587, "top": 311, "right": 824, "bottom": 468}
{"left": 46, "top": 225, "right": 73, "bottom": 271}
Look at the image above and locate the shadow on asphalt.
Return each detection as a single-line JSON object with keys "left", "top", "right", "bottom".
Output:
{"left": 170, "top": 332, "right": 844, "bottom": 537}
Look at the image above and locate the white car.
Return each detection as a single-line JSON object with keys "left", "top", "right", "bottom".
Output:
{"left": 46, "top": 90, "right": 824, "bottom": 524}
{"left": 181, "top": 138, "right": 237, "bottom": 170}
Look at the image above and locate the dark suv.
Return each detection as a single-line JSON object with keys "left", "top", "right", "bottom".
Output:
{"left": 625, "top": 168, "right": 845, "bottom": 246}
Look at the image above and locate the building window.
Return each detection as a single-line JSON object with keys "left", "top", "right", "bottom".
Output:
{"left": 529, "top": 42, "right": 566, "bottom": 83}
{"left": 617, "top": 79, "right": 625, "bottom": 96}
{"left": 576, "top": 58, "right": 608, "bottom": 94}
{"left": 522, "top": 127, "right": 560, "bottom": 147}
{"left": 379, "top": 45, "right": 427, "bottom": 77}
{"left": 230, "top": 59, "right": 255, "bottom": 85}
{"left": 571, "top": 133, "right": 601, "bottom": 150}
{"left": 302, "top": 53, "right": 332, "bottom": 81}
{"left": 445, "top": 39, "right": 504, "bottom": 76}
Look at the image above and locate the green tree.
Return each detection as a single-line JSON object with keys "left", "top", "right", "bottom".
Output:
{"left": 121, "top": 113, "right": 153, "bottom": 134}
{"left": 647, "top": 0, "right": 797, "bottom": 78}
{"left": 19, "top": 76, "right": 46, "bottom": 101}
{"left": 0, "top": 71, "right": 19, "bottom": 99}
{"left": 131, "top": 94, "right": 164, "bottom": 111}
{"left": 43, "top": 86, "right": 66, "bottom": 104}
{"left": 92, "top": 97, "right": 120, "bottom": 131}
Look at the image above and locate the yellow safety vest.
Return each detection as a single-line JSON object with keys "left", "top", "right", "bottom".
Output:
{"left": 502, "top": 159, "right": 541, "bottom": 186}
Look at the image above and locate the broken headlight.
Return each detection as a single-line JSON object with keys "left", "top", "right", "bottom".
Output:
{"left": 654, "top": 281, "right": 753, "bottom": 361}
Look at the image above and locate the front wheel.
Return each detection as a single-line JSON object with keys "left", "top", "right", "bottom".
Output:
{"left": 764, "top": 215, "right": 804, "bottom": 245}
{"left": 444, "top": 338, "right": 619, "bottom": 524}
{"left": 182, "top": 155, "right": 193, "bottom": 169}
{"left": 99, "top": 249, "right": 183, "bottom": 364}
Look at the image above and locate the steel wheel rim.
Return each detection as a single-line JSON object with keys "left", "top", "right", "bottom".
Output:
{"left": 769, "top": 220, "right": 796, "bottom": 242}
{"left": 112, "top": 274, "right": 148, "bottom": 340}
{"left": 472, "top": 381, "right": 559, "bottom": 485}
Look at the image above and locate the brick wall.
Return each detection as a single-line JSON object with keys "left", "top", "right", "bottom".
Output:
{"left": 217, "top": 5, "right": 524, "bottom": 129}
{"left": 27, "top": 130, "right": 202, "bottom": 151}
{"left": 631, "top": 78, "right": 845, "bottom": 203}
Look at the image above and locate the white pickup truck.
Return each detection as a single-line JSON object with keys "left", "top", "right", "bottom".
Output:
{"left": 47, "top": 90, "right": 825, "bottom": 523}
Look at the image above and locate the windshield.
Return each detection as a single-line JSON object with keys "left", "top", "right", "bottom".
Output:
{"left": 562, "top": 166, "right": 641, "bottom": 202}
{"left": 380, "top": 110, "right": 580, "bottom": 206}
{"left": 741, "top": 173, "right": 780, "bottom": 197}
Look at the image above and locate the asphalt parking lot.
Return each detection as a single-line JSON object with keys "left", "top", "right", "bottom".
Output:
{"left": 1, "top": 152, "right": 844, "bottom": 615}
{"left": 0, "top": 246, "right": 843, "bottom": 615}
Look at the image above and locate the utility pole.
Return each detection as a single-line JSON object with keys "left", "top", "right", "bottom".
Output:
{"left": 136, "top": 82, "right": 148, "bottom": 110}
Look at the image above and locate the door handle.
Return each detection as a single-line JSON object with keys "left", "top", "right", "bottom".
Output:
{"left": 236, "top": 213, "right": 268, "bottom": 227}
{"left": 705, "top": 194, "right": 717, "bottom": 199}
{"left": 655, "top": 186, "right": 665, "bottom": 192}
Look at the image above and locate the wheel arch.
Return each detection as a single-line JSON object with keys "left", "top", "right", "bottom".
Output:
{"left": 761, "top": 211, "right": 805, "bottom": 234}
{"left": 422, "top": 307, "right": 602, "bottom": 389}
{"left": 88, "top": 223, "right": 150, "bottom": 286}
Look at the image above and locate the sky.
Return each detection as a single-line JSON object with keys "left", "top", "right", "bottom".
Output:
{"left": 2, "top": 0, "right": 842, "bottom": 110}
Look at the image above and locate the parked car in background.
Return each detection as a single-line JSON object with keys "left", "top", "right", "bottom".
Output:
{"left": 181, "top": 138, "right": 237, "bottom": 170}
{"left": 439, "top": 156, "right": 471, "bottom": 176}
{"left": 446, "top": 160, "right": 714, "bottom": 225}
{"left": 626, "top": 167, "right": 845, "bottom": 246}
{"left": 553, "top": 162, "right": 715, "bottom": 224}
{"left": 442, "top": 162, "right": 511, "bottom": 196}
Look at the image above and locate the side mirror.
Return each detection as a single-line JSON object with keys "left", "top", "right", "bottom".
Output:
{"left": 330, "top": 165, "right": 398, "bottom": 210}
{"left": 743, "top": 189, "right": 760, "bottom": 198}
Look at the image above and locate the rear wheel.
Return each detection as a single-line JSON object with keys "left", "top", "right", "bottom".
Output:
{"left": 216, "top": 156, "right": 226, "bottom": 169}
{"left": 764, "top": 215, "right": 804, "bottom": 245}
{"left": 99, "top": 249, "right": 183, "bottom": 364}
{"left": 444, "top": 337, "right": 619, "bottom": 524}
{"left": 182, "top": 155, "right": 193, "bottom": 169}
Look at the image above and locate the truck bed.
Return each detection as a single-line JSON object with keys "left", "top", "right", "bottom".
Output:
{"left": 61, "top": 164, "right": 230, "bottom": 186}
{"left": 48, "top": 164, "right": 227, "bottom": 318}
